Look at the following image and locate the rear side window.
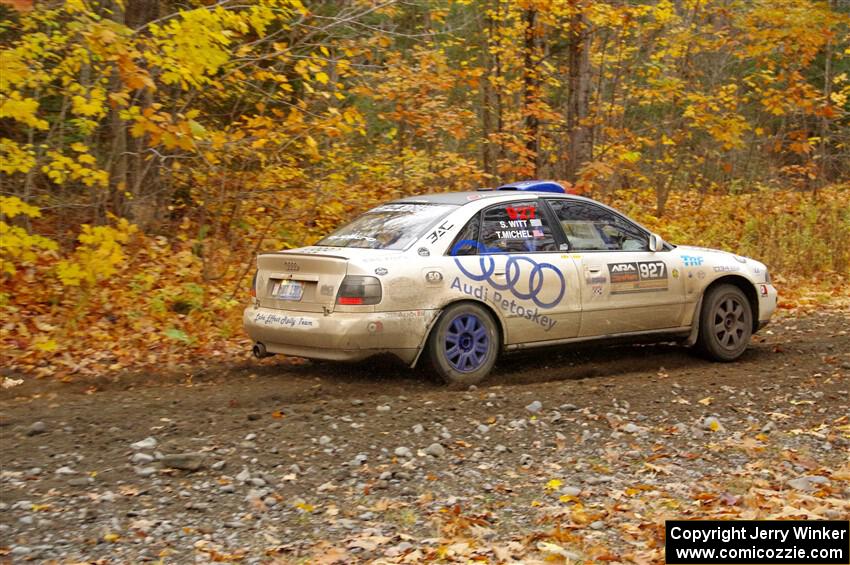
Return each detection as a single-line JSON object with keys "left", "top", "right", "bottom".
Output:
{"left": 449, "top": 213, "right": 480, "bottom": 256}
{"left": 452, "top": 201, "right": 557, "bottom": 254}
{"left": 318, "top": 203, "right": 457, "bottom": 250}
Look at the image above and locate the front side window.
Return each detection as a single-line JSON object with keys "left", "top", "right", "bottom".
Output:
{"left": 478, "top": 201, "right": 557, "bottom": 253}
{"left": 547, "top": 199, "right": 648, "bottom": 251}
{"left": 317, "top": 203, "right": 457, "bottom": 250}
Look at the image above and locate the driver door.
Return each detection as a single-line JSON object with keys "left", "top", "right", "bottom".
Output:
{"left": 545, "top": 198, "right": 686, "bottom": 337}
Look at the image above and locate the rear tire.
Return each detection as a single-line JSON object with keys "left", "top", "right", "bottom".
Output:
{"left": 427, "top": 303, "right": 499, "bottom": 386}
{"left": 696, "top": 284, "right": 753, "bottom": 361}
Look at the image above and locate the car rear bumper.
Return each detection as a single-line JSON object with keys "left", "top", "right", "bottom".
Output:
{"left": 243, "top": 305, "right": 436, "bottom": 364}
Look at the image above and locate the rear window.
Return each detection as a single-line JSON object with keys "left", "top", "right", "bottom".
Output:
{"left": 317, "top": 203, "right": 458, "bottom": 250}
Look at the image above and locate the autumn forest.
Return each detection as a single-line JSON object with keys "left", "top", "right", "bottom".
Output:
{"left": 1, "top": 0, "right": 849, "bottom": 376}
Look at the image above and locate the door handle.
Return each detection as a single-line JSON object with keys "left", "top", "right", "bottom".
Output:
{"left": 587, "top": 266, "right": 602, "bottom": 273}
{"left": 493, "top": 271, "right": 506, "bottom": 277}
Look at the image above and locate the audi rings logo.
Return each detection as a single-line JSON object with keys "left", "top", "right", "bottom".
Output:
{"left": 451, "top": 240, "right": 565, "bottom": 309}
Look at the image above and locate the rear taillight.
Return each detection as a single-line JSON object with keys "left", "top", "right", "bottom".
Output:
{"left": 250, "top": 271, "right": 258, "bottom": 298}
{"left": 336, "top": 275, "right": 382, "bottom": 306}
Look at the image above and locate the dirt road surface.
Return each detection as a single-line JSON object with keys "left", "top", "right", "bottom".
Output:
{"left": 1, "top": 310, "right": 848, "bottom": 563}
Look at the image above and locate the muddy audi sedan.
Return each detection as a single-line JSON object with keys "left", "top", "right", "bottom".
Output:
{"left": 244, "top": 181, "right": 778, "bottom": 384}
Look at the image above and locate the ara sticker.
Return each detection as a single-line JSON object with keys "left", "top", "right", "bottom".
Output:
{"left": 608, "top": 261, "right": 668, "bottom": 294}
{"left": 417, "top": 247, "right": 430, "bottom": 257}
{"left": 374, "top": 267, "right": 388, "bottom": 276}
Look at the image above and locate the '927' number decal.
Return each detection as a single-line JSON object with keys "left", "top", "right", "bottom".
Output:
{"left": 639, "top": 261, "right": 666, "bottom": 280}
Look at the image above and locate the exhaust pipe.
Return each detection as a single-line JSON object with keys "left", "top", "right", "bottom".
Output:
{"left": 252, "top": 342, "right": 273, "bottom": 359}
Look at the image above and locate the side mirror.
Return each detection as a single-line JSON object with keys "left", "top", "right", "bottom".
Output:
{"left": 648, "top": 233, "right": 664, "bottom": 252}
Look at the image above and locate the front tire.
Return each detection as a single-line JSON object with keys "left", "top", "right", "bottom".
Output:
{"left": 427, "top": 303, "right": 499, "bottom": 386}
{"left": 696, "top": 284, "right": 753, "bottom": 361}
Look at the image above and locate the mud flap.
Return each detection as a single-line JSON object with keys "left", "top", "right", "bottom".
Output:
{"left": 685, "top": 296, "right": 704, "bottom": 346}
{"left": 409, "top": 311, "right": 442, "bottom": 368}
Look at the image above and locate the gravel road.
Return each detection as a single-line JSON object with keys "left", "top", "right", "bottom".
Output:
{"left": 1, "top": 310, "right": 848, "bottom": 563}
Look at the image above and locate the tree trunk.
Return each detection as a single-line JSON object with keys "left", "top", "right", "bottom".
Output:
{"left": 108, "top": 1, "right": 128, "bottom": 220}
{"left": 817, "top": 0, "right": 834, "bottom": 194}
{"left": 523, "top": 7, "right": 539, "bottom": 176}
{"left": 565, "top": 2, "right": 591, "bottom": 183}
{"left": 126, "top": 0, "right": 161, "bottom": 229}
{"left": 479, "top": 7, "right": 497, "bottom": 179}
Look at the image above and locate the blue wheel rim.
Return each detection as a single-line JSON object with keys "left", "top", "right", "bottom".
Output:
{"left": 444, "top": 313, "right": 489, "bottom": 373}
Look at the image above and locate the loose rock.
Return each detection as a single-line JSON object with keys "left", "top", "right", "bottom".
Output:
{"left": 424, "top": 443, "right": 445, "bottom": 457}
{"left": 26, "top": 422, "right": 47, "bottom": 436}
{"left": 160, "top": 452, "right": 206, "bottom": 471}
{"left": 130, "top": 437, "right": 157, "bottom": 450}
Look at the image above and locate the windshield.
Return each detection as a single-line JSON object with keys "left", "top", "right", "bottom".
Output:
{"left": 317, "top": 203, "right": 457, "bottom": 250}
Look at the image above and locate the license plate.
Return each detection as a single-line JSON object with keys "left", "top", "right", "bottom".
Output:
{"left": 274, "top": 281, "right": 303, "bottom": 301}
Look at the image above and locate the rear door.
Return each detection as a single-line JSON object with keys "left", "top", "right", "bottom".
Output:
{"left": 256, "top": 252, "right": 348, "bottom": 313}
{"left": 449, "top": 199, "right": 582, "bottom": 343}
{"left": 545, "top": 198, "right": 685, "bottom": 336}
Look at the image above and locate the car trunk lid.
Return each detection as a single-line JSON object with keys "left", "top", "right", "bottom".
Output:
{"left": 256, "top": 252, "right": 349, "bottom": 313}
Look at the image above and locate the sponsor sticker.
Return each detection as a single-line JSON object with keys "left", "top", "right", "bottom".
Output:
{"left": 506, "top": 205, "right": 536, "bottom": 220}
{"left": 682, "top": 255, "right": 704, "bottom": 267}
{"left": 427, "top": 221, "right": 455, "bottom": 244}
{"left": 253, "top": 312, "right": 317, "bottom": 329}
{"left": 374, "top": 267, "right": 388, "bottom": 276}
{"left": 417, "top": 247, "right": 430, "bottom": 257}
{"left": 425, "top": 270, "right": 443, "bottom": 284}
{"left": 608, "top": 261, "right": 668, "bottom": 294}
{"left": 450, "top": 277, "right": 557, "bottom": 332}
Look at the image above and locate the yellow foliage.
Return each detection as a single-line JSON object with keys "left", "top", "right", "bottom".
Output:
{"left": 0, "top": 196, "right": 58, "bottom": 275}
{"left": 0, "top": 92, "right": 49, "bottom": 130}
{"left": 71, "top": 86, "right": 107, "bottom": 119}
{"left": 56, "top": 219, "right": 138, "bottom": 287}
{"left": 41, "top": 150, "right": 108, "bottom": 188}
{"left": 1, "top": 195, "right": 41, "bottom": 219}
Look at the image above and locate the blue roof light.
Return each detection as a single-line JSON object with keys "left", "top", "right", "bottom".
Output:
{"left": 496, "top": 180, "right": 566, "bottom": 194}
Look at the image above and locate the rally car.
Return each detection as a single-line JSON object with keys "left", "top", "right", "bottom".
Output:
{"left": 244, "top": 181, "right": 777, "bottom": 385}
